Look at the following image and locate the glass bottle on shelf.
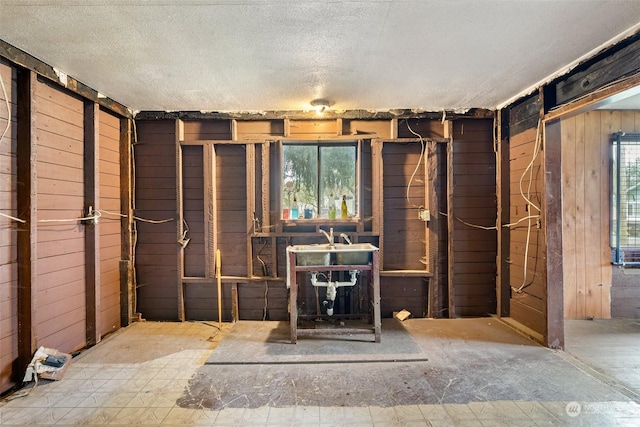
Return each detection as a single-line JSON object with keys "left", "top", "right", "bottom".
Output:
{"left": 291, "top": 195, "right": 299, "bottom": 219}
{"left": 341, "top": 195, "right": 348, "bottom": 218}
{"left": 328, "top": 193, "right": 336, "bottom": 219}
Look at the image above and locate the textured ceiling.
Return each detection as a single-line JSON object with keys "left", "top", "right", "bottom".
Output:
{"left": 1, "top": 0, "right": 639, "bottom": 114}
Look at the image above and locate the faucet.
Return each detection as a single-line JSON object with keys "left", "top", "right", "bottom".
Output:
{"left": 339, "top": 233, "right": 352, "bottom": 245}
{"left": 319, "top": 227, "right": 334, "bottom": 245}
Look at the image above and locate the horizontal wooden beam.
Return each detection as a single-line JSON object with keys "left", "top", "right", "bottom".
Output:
{"left": 135, "top": 108, "right": 495, "bottom": 121}
{"left": 380, "top": 270, "right": 433, "bottom": 277}
{"left": 0, "top": 39, "right": 132, "bottom": 119}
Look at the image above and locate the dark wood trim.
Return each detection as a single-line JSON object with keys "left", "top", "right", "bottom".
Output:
{"left": 119, "top": 118, "right": 134, "bottom": 326}
{"left": 16, "top": 68, "right": 37, "bottom": 376}
{"left": 545, "top": 72, "right": 640, "bottom": 122}
{"left": 135, "top": 109, "right": 495, "bottom": 121}
{"left": 0, "top": 39, "right": 131, "bottom": 118}
{"left": 246, "top": 144, "right": 256, "bottom": 276}
{"left": 554, "top": 34, "right": 640, "bottom": 106}
{"left": 176, "top": 119, "right": 185, "bottom": 321}
{"left": 427, "top": 141, "right": 440, "bottom": 317}
{"left": 496, "top": 110, "right": 510, "bottom": 317}
{"left": 543, "top": 118, "right": 564, "bottom": 349}
{"left": 84, "top": 101, "right": 100, "bottom": 345}
{"left": 445, "top": 122, "right": 455, "bottom": 318}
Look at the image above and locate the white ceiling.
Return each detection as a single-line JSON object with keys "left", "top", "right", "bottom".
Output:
{"left": 1, "top": 1, "right": 639, "bottom": 114}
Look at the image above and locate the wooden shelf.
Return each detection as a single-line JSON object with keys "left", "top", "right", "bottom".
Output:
{"left": 380, "top": 270, "right": 433, "bottom": 277}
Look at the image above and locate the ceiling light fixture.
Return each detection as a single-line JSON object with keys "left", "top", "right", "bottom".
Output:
{"left": 310, "top": 98, "right": 331, "bottom": 115}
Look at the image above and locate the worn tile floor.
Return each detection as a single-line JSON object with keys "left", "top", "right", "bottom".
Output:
{"left": 1, "top": 318, "right": 640, "bottom": 426}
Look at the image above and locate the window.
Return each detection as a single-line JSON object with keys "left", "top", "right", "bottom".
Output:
{"left": 611, "top": 132, "right": 640, "bottom": 265}
{"left": 281, "top": 141, "right": 358, "bottom": 220}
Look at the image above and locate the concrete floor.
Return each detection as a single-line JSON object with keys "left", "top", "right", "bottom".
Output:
{"left": 1, "top": 318, "right": 640, "bottom": 426}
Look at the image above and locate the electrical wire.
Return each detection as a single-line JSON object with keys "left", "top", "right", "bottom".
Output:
{"left": 513, "top": 119, "right": 544, "bottom": 294}
{"left": 404, "top": 119, "right": 426, "bottom": 208}
{"left": 0, "top": 65, "right": 23, "bottom": 225}
{"left": 0, "top": 69, "right": 10, "bottom": 145}
{"left": 263, "top": 281, "right": 269, "bottom": 321}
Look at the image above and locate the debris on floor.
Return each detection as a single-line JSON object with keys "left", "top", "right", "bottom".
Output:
{"left": 394, "top": 309, "right": 411, "bottom": 321}
{"left": 23, "top": 346, "right": 72, "bottom": 382}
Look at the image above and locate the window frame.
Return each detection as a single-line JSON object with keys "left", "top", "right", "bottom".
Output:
{"left": 611, "top": 131, "right": 640, "bottom": 266}
{"left": 278, "top": 139, "right": 361, "bottom": 222}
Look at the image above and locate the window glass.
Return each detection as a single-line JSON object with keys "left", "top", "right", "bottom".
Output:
{"left": 282, "top": 142, "right": 357, "bottom": 219}
{"left": 611, "top": 132, "right": 640, "bottom": 265}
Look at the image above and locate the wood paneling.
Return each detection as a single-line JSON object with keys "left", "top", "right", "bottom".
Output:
{"left": 98, "top": 109, "right": 121, "bottom": 336}
{"left": 509, "top": 107, "right": 546, "bottom": 337}
{"left": 382, "top": 142, "right": 426, "bottom": 271}
{"left": 134, "top": 120, "right": 179, "bottom": 320}
{"left": 561, "top": 111, "right": 639, "bottom": 320}
{"left": 451, "top": 119, "right": 497, "bottom": 317}
{"left": 182, "top": 145, "right": 205, "bottom": 277}
{"left": 0, "top": 60, "right": 18, "bottom": 394}
{"left": 216, "top": 145, "right": 247, "bottom": 277}
{"left": 35, "top": 79, "right": 86, "bottom": 352}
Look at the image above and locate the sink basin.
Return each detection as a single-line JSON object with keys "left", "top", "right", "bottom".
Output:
{"left": 288, "top": 244, "right": 332, "bottom": 266}
{"left": 334, "top": 243, "right": 378, "bottom": 265}
{"left": 288, "top": 243, "right": 379, "bottom": 266}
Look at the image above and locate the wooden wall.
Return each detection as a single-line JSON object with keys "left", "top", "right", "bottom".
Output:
{"left": 133, "top": 117, "right": 497, "bottom": 322}
{"left": 98, "top": 109, "right": 122, "bottom": 335}
{"left": 508, "top": 96, "right": 547, "bottom": 336}
{"left": 134, "top": 120, "right": 179, "bottom": 320}
{"left": 451, "top": 119, "right": 497, "bottom": 316}
{"left": 0, "top": 60, "right": 18, "bottom": 394}
{"left": 1, "top": 65, "right": 129, "bottom": 393}
{"left": 382, "top": 142, "right": 425, "bottom": 270}
{"left": 562, "top": 110, "right": 640, "bottom": 320}
{"left": 381, "top": 139, "right": 428, "bottom": 318}
{"left": 35, "top": 79, "right": 87, "bottom": 351}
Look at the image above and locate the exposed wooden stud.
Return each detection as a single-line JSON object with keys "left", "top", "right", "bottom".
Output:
{"left": 246, "top": 143, "right": 256, "bottom": 276}
{"left": 119, "top": 118, "right": 134, "bottom": 327}
{"left": 261, "top": 141, "right": 271, "bottom": 234}
{"left": 390, "top": 118, "right": 398, "bottom": 139}
{"left": 84, "top": 101, "right": 100, "bottom": 345}
{"left": 211, "top": 144, "right": 219, "bottom": 275}
{"left": 496, "top": 110, "right": 510, "bottom": 317}
{"left": 16, "top": 69, "right": 37, "bottom": 377}
{"left": 283, "top": 118, "right": 291, "bottom": 137}
{"left": 176, "top": 119, "right": 185, "bottom": 321}
{"left": 371, "top": 138, "right": 384, "bottom": 266}
{"left": 427, "top": 141, "right": 440, "bottom": 318}
{"left": 543, "top": 118, "right": 564, "bottom": 349}
{"left": 231, "top": 283, "right": 239, "bottom": 322}
{"left": 204, "top": 144, "right": 215, "bottom": 278}
{"left": 274, "top": 141, "right": 283, "bottom": 234}
{"left": 445, "top": 121, "right": 455, "bottom": 318}
{"left": 231, "top": 119, "right": 238, "bottom": 141}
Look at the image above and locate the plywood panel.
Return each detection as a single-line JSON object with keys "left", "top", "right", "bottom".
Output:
{"left": 0, "top": 60, "right": 18, "bottom": 394}
{"left": 35, "top": 80, "right": 86, "bottom": 353}
{"left": 98, "top": 109, "right": 121, "bottom": 336}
